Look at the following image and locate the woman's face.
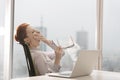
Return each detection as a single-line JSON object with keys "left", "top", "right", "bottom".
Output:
{"left": 25, "top": 26, "right": 42, "bottom": 48}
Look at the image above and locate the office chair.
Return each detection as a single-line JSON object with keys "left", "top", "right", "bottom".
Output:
{"left": 21, "top": 43, "right": 36, "bottom": 76}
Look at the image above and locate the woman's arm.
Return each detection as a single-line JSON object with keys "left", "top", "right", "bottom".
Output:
{"left": 34, "top": 51, "right": 61, "bottom": 73}
{"left": 33, "top": 31, "right": 57, "bottom": 49}
{"left": 54, "top": 46, "right": 63, "bottom": 65}
{"left": 33, "top": 32, "right": 63, "bottom": 65}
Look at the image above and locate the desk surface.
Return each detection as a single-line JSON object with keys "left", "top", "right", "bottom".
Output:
{"left": 12, "top": 70, "right": 120, "bottom": 80}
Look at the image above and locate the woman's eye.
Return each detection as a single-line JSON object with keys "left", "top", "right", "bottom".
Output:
{"left": 35, "top": 30, "right": 40, "bottom": 33}
{"left": 37, "top": 31, "right": 40, "bottom": 33}
{"left": 32, "top": 31, "right": 35, "bottom": 33}
{"left": 32, "top": 30, "right": 40, "bottom": 34}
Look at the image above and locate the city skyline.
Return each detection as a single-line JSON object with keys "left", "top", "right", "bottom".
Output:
{"left": 14, "top": 0, "right": 96, "bottom": 50}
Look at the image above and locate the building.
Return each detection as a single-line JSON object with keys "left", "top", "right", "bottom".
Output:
{"left": 76, "top": 30, "right": 88, "bottom": 50}
{"left": 35, "top": 26, "right": 47, "bottom": 51}
{"left": 35, "top": 17, "right": 47, "bottom": 51}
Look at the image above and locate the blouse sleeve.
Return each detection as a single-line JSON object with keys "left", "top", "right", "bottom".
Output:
{"left": 42, "top": 51, "right": 61, "bottom": 72}
{"left": 46, "top": 58, "right": 61, "bottom": 72}
{"left": 44, "top": 51, "right": 55, "bottom": 60}
{"left": 44, "top": 51, "right": 65, "bottom": 60}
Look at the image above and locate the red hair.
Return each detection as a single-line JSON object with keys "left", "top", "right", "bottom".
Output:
{"left": 15, "top": 23, "right": 29, "bottom": 44}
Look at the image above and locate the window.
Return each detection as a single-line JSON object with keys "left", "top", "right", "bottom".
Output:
{"left": 13, "top": 0, "right": 97, "bottom": 78}
{"left": 4, "top": 0, "right": 102, "bottom": 80}
{"left": 0, "top": 0, "right": 5, "bottom": 80}
{"left": 102, "top": 0, "right": 120, "bottom": 72}
{"left": 0, "top": 31, "right": 4, "bottom": 80}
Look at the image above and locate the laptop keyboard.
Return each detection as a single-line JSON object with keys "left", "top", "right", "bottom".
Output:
{"left": 59, "top": 71, "right": 72, "bottom": 75}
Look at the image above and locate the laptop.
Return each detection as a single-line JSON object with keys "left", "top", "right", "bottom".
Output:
{"left": 48, "top": 50, "right": 99, "bottom": 78}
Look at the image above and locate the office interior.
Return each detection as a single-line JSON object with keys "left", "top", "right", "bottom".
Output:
{"left": 0, "top": 0, "right": 120, "bottom": 80}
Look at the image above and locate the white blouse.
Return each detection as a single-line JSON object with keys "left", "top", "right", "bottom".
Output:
{"left": 30, "top": 48, "right": 61, "bottom": 75}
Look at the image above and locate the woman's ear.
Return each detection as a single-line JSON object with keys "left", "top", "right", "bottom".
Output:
{"left": 24, "top": 38, "right": 30, "bottom": 43}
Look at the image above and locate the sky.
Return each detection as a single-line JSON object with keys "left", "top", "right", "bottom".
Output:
{"left": 0, "top": 0, "right": 120, "bottom": 50}
{"left": 14, "top": 0, "right": 96, "bottom": 49}
{"left": 0, "top": 0, "right": 5, "bottom": 27}
{"left": 103, "top": 0, "right": 120, "bottom": 50}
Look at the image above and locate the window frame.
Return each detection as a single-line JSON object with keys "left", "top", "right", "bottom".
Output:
{"left": 96, "top": 0, "right": 103, "bottom": 70}
{"left": 3, "top": 0, "right": 14, "bottom": 80}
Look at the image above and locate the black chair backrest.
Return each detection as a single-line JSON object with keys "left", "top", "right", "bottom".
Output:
{"left": 22, "top": 43, "right": 36, "bottom": 76}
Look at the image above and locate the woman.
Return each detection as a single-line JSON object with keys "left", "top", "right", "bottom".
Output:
{"left": 15, "top": 23, "right": 64, "bottom": 75}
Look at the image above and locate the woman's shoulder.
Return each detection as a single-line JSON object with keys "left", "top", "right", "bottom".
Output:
{"left": 30, "top": 49, "right": 46, "bottom": 58}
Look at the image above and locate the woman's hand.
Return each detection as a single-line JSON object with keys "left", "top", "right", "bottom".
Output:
{"left": 54, "top": 46, "right": 63, "bottom": 65}
{"left": 32, "top": 30, "right": 52, "bottom": 44}
{"left": 33, "top": 30, "right": 46, "bottom": 41}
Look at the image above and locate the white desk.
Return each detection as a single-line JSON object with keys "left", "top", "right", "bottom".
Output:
{"left": 12, "top": 70, "right": 120, "bottom": 80}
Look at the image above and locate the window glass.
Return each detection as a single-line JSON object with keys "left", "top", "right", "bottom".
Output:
{"left": 0, "top": 0, "right": 5, "bottom": 79}
{"left": 0, "top": 0, "right": 5, "bottom": 28}
{"left": 0, "top": 35, "right": 4, "bottom": 80}
{"left": 13, "top": 0, "right": 97, "bottom": 78}
{"left": 102, "top": 0, "right": 120, "bottom": 72}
